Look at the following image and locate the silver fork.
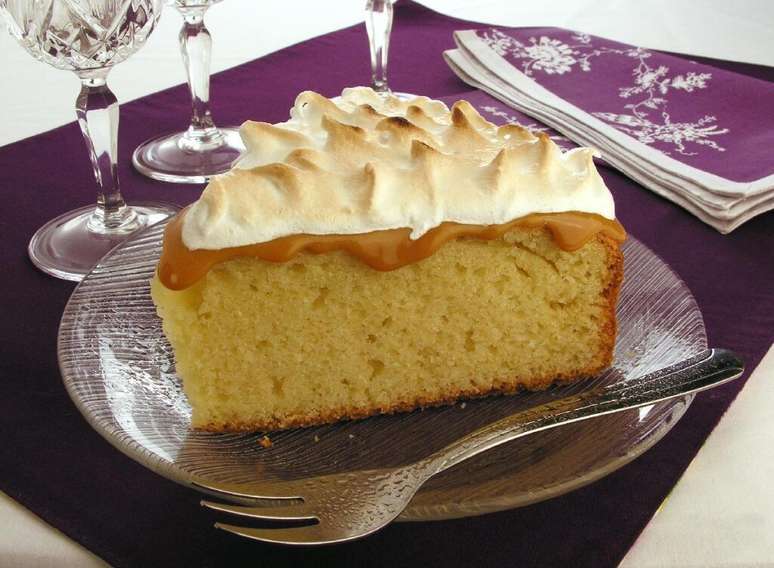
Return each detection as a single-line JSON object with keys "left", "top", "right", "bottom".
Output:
{"left": 195, "top": 348, "right": 743, "bottom": 546}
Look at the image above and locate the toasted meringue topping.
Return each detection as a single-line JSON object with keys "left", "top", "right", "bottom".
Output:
{"left": 182, "top": 87, "right": 615, "bottom": 251}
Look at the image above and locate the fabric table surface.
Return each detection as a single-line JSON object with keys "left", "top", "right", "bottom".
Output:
{"left": 0, "top": 2, "right": 772, "bottom": 567}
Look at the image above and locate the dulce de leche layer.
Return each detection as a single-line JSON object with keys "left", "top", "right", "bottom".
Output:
{"left": 157, "top": 210, "right": 626, "bottom": 291}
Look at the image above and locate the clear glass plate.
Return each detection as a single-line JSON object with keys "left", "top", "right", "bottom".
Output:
{"left": 58, "top": 220, "right": 706, "bottom": 521}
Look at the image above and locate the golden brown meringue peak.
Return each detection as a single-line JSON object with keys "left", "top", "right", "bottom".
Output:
{"left": 182, "top": 87, "right": 615, "bottom": 251}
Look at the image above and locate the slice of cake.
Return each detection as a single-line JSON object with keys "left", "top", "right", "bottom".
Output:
{"left": 151, "top": 87, "right": 626, "bottom": 432}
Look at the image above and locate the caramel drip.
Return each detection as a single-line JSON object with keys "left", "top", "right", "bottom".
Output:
{"left": 158, "top": 210, "right": 626, "bottom": 290}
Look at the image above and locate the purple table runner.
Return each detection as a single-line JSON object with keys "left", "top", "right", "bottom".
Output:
{"left": 1, "top": 3, "right": 772, "bottom": 566}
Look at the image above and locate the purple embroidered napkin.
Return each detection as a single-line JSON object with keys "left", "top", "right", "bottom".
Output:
{"left": 0, "top": 3, "right": 773, "bottom": 568}
{"left": 450, "top": 27, "right": 774, "bottom": 232}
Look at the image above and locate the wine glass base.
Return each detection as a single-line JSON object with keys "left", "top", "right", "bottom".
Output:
{"left": 132, "top": 128, "right": 245, "bottom": 184}
{"left": 28, "top": 202, "right": 180, "bottom": 282}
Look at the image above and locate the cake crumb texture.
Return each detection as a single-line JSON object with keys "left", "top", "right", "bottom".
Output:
{"left": 151, "top": 228, "right": 622, "bottom": 431}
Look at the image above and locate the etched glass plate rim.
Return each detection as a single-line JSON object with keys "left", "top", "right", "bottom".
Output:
{"left": 57, "top": 219, "right": 706, "bottom": 521}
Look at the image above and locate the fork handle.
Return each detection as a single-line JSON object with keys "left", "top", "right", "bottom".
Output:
{"left": 421, "top": 348, "right": 743, "bottom": 476}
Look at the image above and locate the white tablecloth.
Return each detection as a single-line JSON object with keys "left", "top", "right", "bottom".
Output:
{"left": 1, "top": 1, "right": 772, "bottom": 565}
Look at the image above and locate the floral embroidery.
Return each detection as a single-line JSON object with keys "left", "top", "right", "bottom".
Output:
{"left": 593, "top": 112, "right": 726, "bottom": 155}
{"left": 481, "top": 30, "right": 577, "bottom": 75}
{"left": 479, "top": 28, "right": 728, "bottom": 156}
{"left": 522, "top": 37, "right": 577, "bottom": 75}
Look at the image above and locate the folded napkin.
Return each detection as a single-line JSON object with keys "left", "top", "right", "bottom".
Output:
{"left": 445, "top": 27, "right": 774, "bottom": 233}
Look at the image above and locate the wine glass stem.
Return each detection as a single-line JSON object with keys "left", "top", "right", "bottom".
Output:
{"left": 365, "top": 0, "right": 393, "bottom": 94}
{"left": 179, "top": 7, "right": 219, "bottom": 141}
{"left": 75, "top": 71, "right": 136, "bottom": 233}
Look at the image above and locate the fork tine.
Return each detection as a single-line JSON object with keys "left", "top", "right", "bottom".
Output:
{"left": 201, "top": 500, "right": 317, "bottom": 521}
{"left": 192, "top": 479, "right": 303, "bottom": 500}
{"left": 215, "top": 522, "right": 352, "bottom": 546}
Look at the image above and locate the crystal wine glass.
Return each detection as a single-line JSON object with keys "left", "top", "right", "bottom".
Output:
{"left": 131, "top": 0, "right": 243, "bottom": 184}
{"left": 365, "top": 0, "right": 415, "bottom": 99}
{"left": 0, "top": 0, "right": 179, "bottom": 282}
